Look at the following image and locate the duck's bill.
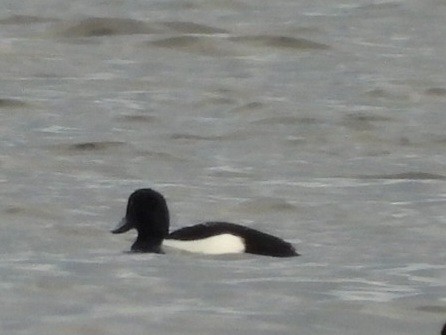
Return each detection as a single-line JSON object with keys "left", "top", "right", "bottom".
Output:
{"left": 111, "top": 218, "right": 133, "bottom": 234}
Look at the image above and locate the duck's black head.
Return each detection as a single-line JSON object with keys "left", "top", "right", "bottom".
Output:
{"left": 112, "top": 188, "right": 170, "bottom": 252}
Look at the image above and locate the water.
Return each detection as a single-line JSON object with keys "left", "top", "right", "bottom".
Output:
{"left": 1, "top": 0, "right": 445, "bottom": 334}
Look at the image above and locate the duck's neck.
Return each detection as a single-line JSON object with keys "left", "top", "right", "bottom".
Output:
{"left": 131, "top": 235, "right": 163, "bottom": 253}
{"left": 130, "top": 213, "right": 169, "bottom": 253}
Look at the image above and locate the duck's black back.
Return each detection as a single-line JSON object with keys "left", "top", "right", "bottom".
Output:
{"left": 168, "top": 222, "right": 298, "bottom": 257}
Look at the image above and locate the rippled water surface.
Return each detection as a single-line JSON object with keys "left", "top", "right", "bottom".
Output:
{"left": 1, "top": 0, "right": 445, "bottom": 334}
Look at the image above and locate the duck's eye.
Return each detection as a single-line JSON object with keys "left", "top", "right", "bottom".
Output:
{"left": 126, "top": 199, "right": 135, "bottom": 212}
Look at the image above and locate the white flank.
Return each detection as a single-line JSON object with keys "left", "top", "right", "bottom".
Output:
{"left": 162, "top": 234, "right": 245, "bottom": 255}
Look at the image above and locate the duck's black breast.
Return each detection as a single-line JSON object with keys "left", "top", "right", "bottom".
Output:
{"left": 168, "top": 222, "right": 298, "bottom": 257}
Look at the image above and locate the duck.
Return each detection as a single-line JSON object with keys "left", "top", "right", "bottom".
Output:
{"left": 112, "top": 188, "right": 298, "bottom": 257}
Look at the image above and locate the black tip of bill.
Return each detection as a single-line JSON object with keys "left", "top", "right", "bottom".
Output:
{"left": 111, "top": 218, "right": 133, "bottom": 234}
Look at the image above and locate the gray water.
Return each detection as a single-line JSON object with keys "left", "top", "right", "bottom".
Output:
{"left": 1, "top": 0, "right": 445, "bottom": 334}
